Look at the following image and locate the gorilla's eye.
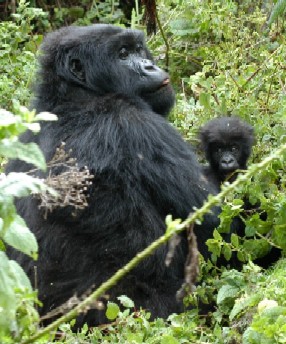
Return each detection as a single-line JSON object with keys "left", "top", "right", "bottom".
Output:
{"left": 135, "top": 44, "right": 143, "bottom": 53}
{"left": 231, "top": 146, "right": 238, "bottom": 153}
{"left": 119, "top": 47, "right": 129, "bottom": 59}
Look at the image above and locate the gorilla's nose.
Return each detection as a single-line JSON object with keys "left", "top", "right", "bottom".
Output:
{"left": 221, "top": 155, "right": 235, "bottom": 168}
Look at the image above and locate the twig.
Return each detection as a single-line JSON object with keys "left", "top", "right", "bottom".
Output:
{"left": 154, "top": 5, "right": 169, "bottom": 68}
{"left": 243, "top": 45, "right": 282, "bottom": 87}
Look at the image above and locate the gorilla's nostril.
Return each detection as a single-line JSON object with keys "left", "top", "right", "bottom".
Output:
{"left": 144, "top": 64, "right": 155, "bottom": 70}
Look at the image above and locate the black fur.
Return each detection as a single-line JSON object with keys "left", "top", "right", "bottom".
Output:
{"left": 7, "top": 25, "right": 219, "bottom": 327}
{"left": 199, "top": 117, "right": 254, "bottom": 188}
{"left": 199, "top": 117, "right": 281, "bottom": 267}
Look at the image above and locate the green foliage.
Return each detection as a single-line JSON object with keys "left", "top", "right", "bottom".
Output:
{"left": 0, "top": 252, "right": 39, "bottom": 342}
{"left": 0, "top": 0, "right": 45, "bottom": 110}
{"left": 0, "top": 106, "right": 56, "bottom": 342}
{"left": 244, "top": 306, "right": 286, "bottom": 343}
{"left": 1, "top": 0, "right": 286, "bottom": 342}
{"left": 222, "top": 260, "right": 286, "bottom": 344}
{"left": 268, "top": 0, "right": 286, "bottom": 25}
{"left": 55, "top": 300, "right": 217, "bottom": 343}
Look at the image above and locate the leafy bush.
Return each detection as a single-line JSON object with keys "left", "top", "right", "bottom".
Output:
{"left": 0, "top": 105, "right": 56, "bottom": 343}
{"left": 0, "top": 0, "right": 46, "bottom": 110}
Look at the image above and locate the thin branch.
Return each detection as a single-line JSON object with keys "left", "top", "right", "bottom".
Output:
{"left": 154, "top": 5, "right": 169, "bottom": 68}
{"left": 243, "top": 45, "right": 282, "bottom": 87}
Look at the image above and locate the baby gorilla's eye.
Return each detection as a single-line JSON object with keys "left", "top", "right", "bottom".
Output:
{"left": 135, "top": 44, "right": 143, "bottom": 53}
{"left": 119, "top": 47, "right": 129, "bottom": 59}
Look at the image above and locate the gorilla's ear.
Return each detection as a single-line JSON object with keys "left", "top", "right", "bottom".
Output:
{"left": 69, "top": 58, "right": 86, "bottom": 81}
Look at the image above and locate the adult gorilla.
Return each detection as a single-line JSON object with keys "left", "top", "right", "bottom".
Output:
{"left": 7, "top": 25, "right": 219, "bottom": 327}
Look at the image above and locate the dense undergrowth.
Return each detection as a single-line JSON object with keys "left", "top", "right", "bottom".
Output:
{"left": 1, "top": 0, "right": 286, "bottom": 343}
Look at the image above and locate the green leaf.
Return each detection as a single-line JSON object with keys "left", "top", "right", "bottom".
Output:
{"left": 0, "top": 172, "right": 47, "bottom": 199}
{"left": 3, "top": 215, "right": 38, "bottom": 258}
{"left": 213, "top": 229, "right": 222, "bottom": 241}
{"left": 206, "top": 238, "right": 221, "bottom": 256}
{"left": 0, "top": 139, "right": 46, "bottom": 170}
{"left": 222, "top": 245, "right": 232, "bottom": 261}
{"left": 126, "top": 333, "right": 144, "bottom": 343}
{"left": 243, "top": 239, "right": 270, "bottom": 260}
{"left": 0, "top": 252, "right": 35, "bottom": 335}
{"left": 34, "top": 112, "right": 58, "bottom": 122}
{"left": 0, "top": 252, "right": 17, "bottom": 332}
{"left": 199, "top": 92, "right": 211, "bottom": 110}
{"left": 217, "top": 285, "right": 240, "bottom": 305}
{"left": 106, "top": 302, "right": 120, "bottom": 320}
{"left": 237, "top": 251, "right": 247, "bottom": 262}
{"left": 231, "top": 233, "right": 240, "bottom": 248}
{"left": 161, "top": 335, "right": 180, "bottom": 344}
{"left": 8, "top": 259, "right": 33, "bottom": 291}
{"left": 117, "top": 295, "right": 134, "bottom": 308}
{"left": 0, "top": 110, "right": 18, "bottom": 126}
{"left": 230, "top": 294, "right": 260, "bottom": 321}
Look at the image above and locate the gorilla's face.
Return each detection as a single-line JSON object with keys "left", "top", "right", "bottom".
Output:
{"left": 54, "top": 25, "right": 175, "bottom": 117}
{"left": 199, "top": 117, "right": 254, "bottom": 181}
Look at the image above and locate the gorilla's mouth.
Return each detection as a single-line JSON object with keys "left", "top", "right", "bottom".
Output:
{"left": 158, "top": 78, "right": 170, "bottom": 90}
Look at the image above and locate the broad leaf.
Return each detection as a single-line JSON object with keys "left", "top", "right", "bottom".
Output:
{"left": 0, "top": 139, "right": 46, "bottom": 170}
{"left": 106, "top": 302, "right": 120, "bottom": 320}
{"left": 3, "top": 215, "right": 38, "bottom": 258}
{"left": 118, "top": 295, "right": 134, "bottom": 308}
{"left": 0, "top": 172, "right": 47, "bottom": 199}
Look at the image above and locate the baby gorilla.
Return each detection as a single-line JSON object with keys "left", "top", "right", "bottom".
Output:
{"left": 199, "top": 116, "right": 255, "bottom": 188}
{"left": 199, "top": 117, "right": 281, "bottom": 267}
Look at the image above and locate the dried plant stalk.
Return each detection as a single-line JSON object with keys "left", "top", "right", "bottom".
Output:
{"left": 36, "top": 142, "right": 94, "bottom": 217}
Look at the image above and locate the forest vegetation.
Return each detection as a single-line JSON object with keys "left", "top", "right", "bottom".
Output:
{"left": 0, "top": 0, "right": 286, "bottom": 343}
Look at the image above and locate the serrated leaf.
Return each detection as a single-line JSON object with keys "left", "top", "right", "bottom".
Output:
{"left": 213, "top": 229, "right": 222, "bottom": 241}
{"left": 206, "top": 238, "right": 221, "bottom": 256}
{"left": 217, "top": 285, "right": 239, "bottom": 305}
{"left": 117, "top": 295, "right": 134, "bottom": 308}
{"left": 222, "top": 245, "right": 232, "bottom": 261}
{"left": 231, "top": 233, "right": 240, "bottom": 248}
{"left": 3, "top": 215, "right": 38, "bottom": 258}
{"left": 0, "top": 139, "right": 46, "bottom": 170}
{"left": 243, "top": 239, "right": 270, "bottom": 260}
{"left": 230, "top": 294, "right": 260, "bottom": 321}
{"left": 106, "top": 302, "right": 120, "bottom": 320}
{"left": 237, "top": 251, "right": 247, "bottom": 262}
